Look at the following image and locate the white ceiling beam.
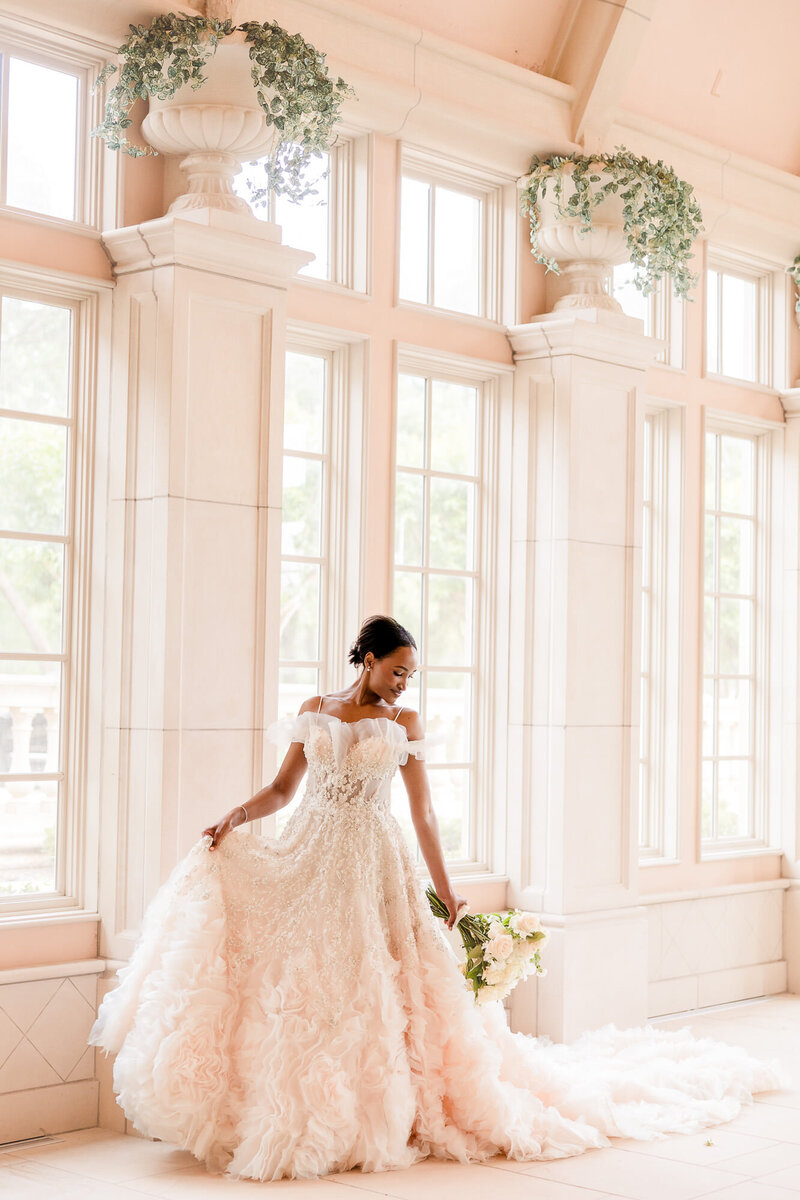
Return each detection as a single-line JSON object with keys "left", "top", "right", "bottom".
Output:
{"left": 548, "top": 0, "right": 658, "bottom": 152}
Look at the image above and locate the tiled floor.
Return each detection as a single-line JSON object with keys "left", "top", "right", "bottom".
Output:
{"left": 2, "top": 994, "right": 799, "bottom": 1199}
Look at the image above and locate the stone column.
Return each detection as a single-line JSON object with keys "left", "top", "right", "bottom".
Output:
{"left": 506, "top": 308, "right": 661, "bottom": 1041}
{"left": 97, "top": 209, "right": 310, "bottom": 960}
{"left": 781, "top": 387, "right": 800, "bottom": 994}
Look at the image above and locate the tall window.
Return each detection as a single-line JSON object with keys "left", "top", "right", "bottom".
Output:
{"left": 235, "top": 151, "right": 331, "bottom": 280}
{"left": 400, "top": 173, "right": 485, "bottom": 316}
{"left": 639, "top": 406, "right": 682, "bottom": 861}
{"left": 612, "top": 264, "right": 685, "bottom": 369}
{"left": 702, "top": 428, "right": 761, "bottom": 845}
{"left": 706, "top": 263, "right": 771, "bottom": 386}
{"left": 391, "top": 371, "right": 481, "bottom": 862}
{"left": 0, "top": 292, "right": 74, "bottom": 896}
{"left": 275, "top": 349, "right": 331, "bottom": 832}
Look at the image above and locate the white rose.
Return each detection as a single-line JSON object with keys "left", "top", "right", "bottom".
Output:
{"left": 486, "top": 933, "right": 514, "bottom": 962}
{"left": 487, "top": 920, "right": 506, "bottom": 940}
{"left": 510, "top": 912, "right": 543, "bottom": 936}
{"left": 482, "top": 961, "right": 507, "bottom": 985}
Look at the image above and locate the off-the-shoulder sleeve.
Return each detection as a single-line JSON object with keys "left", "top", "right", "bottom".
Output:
{"left": 265, "top": 710, "right": 313, "bottom": 748}
{"left": 396, "top": 731, "right": 446, "bottom": 766}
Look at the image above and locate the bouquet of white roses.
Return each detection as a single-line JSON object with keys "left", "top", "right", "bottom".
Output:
{"left": 426, "top": 886, "right": 549, "bottom": 1006}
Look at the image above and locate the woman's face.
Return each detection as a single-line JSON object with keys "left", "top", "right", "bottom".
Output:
{"left": 365, "top": 645, "right": 418, "bottom": 705}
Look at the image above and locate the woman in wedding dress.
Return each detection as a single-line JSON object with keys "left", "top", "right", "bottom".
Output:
{"left": 88, "top": 614, "right": 782, "bottom": 1183}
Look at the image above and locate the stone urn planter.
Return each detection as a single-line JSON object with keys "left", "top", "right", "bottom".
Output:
{"left": 91, "top": 13, "right": 353, "bottom": 214}
{"left": 519, "top": 151, "right": 704, "bottom": 314}
{"left": 141, "top": 36, "right": 277, "bottom": 214}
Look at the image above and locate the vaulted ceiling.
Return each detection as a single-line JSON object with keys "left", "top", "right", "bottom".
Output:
{"left": 353, "top": 0, "right": 800, "bottom": 176}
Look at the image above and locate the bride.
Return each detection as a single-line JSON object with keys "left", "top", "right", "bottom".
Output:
{"left": 88, "top": 613, "right": 782, "bottom": 1182}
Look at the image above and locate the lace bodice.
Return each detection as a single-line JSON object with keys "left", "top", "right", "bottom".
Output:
{"left": 266, "top": 710, "right": 431, "bottom": 816}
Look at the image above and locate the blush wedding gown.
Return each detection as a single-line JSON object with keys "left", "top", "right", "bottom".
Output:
{"left": 88, "top": 709, "right": 782, "bottom": 1182}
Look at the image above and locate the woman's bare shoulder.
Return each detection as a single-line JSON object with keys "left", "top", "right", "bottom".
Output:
{"left": 395, "top": 707, "right": 424, "bottom": 740}
{"left": 297, "top": 695, "right": 323, "bottom": 715}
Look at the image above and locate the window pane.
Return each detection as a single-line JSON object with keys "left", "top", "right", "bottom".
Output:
{"left": 427, "top": 575, "right": 472, "bottom": 666}
{"left": 717, "top": 759, "right": 750, "bottom": 838}
{"left": 0, "top": 418, "right": 67, "bottom": 535}
{"left": 612, "top": 262, "right": 650, "bottom": 328}
{"left": 706, "top": 269, "right": 720, "bottom": 375}
{"left": 277, "top": 666, "right": 318, "bottom": 721}
{"left": 281, "top": 455, "right": 322, "bottom": 556}
{"left": 279, "top": 562, "right": 320, "bottom": 661}
{"left": 701, "top": 761, "right": 714, "bottom": 839}
{"left": 0, "top": 663, "right": 61, "bottom": 774}
{"left": 7, "top": 58, "right": 78, "bottom": 220}
{"left": 274, "top": 152, "right": 330, "bottom": 279}
{"left": 425, "top": 672, "right": 471, "bottom": 764}
{"left": 718, "top": 678, "right": 751, "bottom": 758}
{"left": 393, "top": 570, "right": 423, "bottom": 652}
{"left": 718, "top": 517, "right": 754, "bottom": 595}
{"left": 284, "top": 353, "right": 325, "bottom": 453}
{"left": 703, "top": 596, "right": 716, "bottom": 674}
{"left": 394, "top": 472, "right": 424, "bottom": 566}
{"left": 702, "top": 679, "right": 715, "bottom": 757}
{"left": 718, "top": 597, "right": 752, "bottom": 676}
{"left": 396, "top": 374, "right": 426, "bottom": 468}
{"left": 0, "top": 539, "right": 64, "bottom": 653}
{"left": 429, "top": 768, "right": 469, "bottom": 858}
{"left": 399, "top": 177, "right": 430, "bottom": 304}
{"left": 0, "top": 298, "right": 72, "bottom": 416}
{"left": 0, "top": 779, "right": 58, "bottom": 896}
{"left": 720, "top": 273, "right": 757, "bottom": 383}
{"left": 704, "top": 431, "right": 717, "bottom": 509}
{"left": 430, "top": 381, "right": 477, "bottom": 474}
{"left": 429, "top": 478, "right": 474, "bottom": 571}
{"left": 703, "top": 515, "right": 716, "bottom": 591}
{"left": 433, "top": 187, "right": 481, "bottom": 315}
{"left": 720, "top": 435, "right": 755, "bottom": 516}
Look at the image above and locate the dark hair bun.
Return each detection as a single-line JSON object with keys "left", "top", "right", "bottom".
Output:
{"left": 348, "top": 615, "right": 417, "bottom": 668}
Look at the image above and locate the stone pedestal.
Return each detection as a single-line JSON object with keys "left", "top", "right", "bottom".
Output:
{"left": 506, "top": 309, "right": 661, "bottom": 1041}
{"left": 98, "top": 208, "right": 310, "bottom": 960}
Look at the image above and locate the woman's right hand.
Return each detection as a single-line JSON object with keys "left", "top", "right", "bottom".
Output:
{"left": 202, "top": 807, "right": 246, "bottom": 850}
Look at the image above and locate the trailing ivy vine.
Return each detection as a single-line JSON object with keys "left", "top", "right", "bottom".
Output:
{"left": 91, "top": 12, "right": 354, "bottom": 202}
{"left": 519, "top": 146, "right": 704, "bottom": 299}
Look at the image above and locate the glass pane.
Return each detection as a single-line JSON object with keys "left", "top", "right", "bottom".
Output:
{"left": 702, "top": 678, "right": 715, "bottom": 757}
{"left": 719, "top": 517, "right": 754, "bottom": 595}
{"left": 706, "top": 269, "right": 719, "bottom": 375}
{"left": 0, "top": 778, "right": 58, "bottom": 896}
{"left": 612, "top": 262, "right": 650, "bottom": 328}
{"left": 396, "top": 374, "right": 426, "bottom": 468}
{"left": 643, "top": 415, "right": 653, "bottom": 503}
{"left": 281, "top": 455, "right": 322, "bottom": 556}
{"left": 638, "top": 760, "right": 649, "bottom": 847}
{"left": 429, "top": 767, "right": 469, "bottom": 859}
{"left": 279, "top": 562, "right": 319, "bottom": 661}
{"left": 642, "top": 509, "right": 651, "bottom": 587}
{"left": 430, "top": 381, "right": 477, "bottom": 475}
{"left": 284, "top": 352, "right": 326, "bottom": 454}
{"left": 640, "top": 593, "right": 649, "bottom": 672}
{"left": 718, "top": 678, "right": 751, "bottom": 758}
{"left": 274, "top": 152, "right": 330, "bottom": 279}
{"left": 704, "top": 431, "right": 717, "bottom": 510}
{"left": 427, "top": 575, "right": 472, "bottom": 666}
{"left": 0, "top": 298, "right": 72, "bottom": 416}
{"left": 640, "top": 673, "right": 649, "bottom": 756}
{"left": 394, "top": 472, "right": 424, "bottom": 566}
{"left": 425, "top": 672, "right": 471, "bottom": 764}
{"left": 277, "top": 665, "right": 318, "bottom": 720}
{"left": 703, "top": 596, "right": 716, "bottom": 674}
{"left": 720, "top": 435, "right": 755, "bottom": 516}
{"left": 720, "top": 273, "right": 757, "bottom": 383}
{"left": 399, "top": 177, "right": 430, "bottom": 304}
{"left": 433, "top": 187, "right": 481, "bottom": 315}
{"left": 717, "top": 759, "right": 751, "bottom": 838}
{"left": 0, "top": 539, "right": 64, "bottom": 653}
{"left": 7, "top": 58, "right": 78, "bottom": 220}
{"left": 0, "top": 663, "right": 61, "bottom": 775}
{"left": 429, "top": 478, "right": 474, "bottom": 571}
{"left": 703, "top": 515, "right": 716, "bottom": 592}
{"left": 390, "top": 773, "right": 419, "bottom": 858}
{"left": 718, "top": 597, "right": 752, "bottom": 676}
{"left": 393, "top": 571, "right": 423, "bottom": 653}
{"left": 701, "top": 760, "right": 714, "bottom": 840}
{"left": 0, "top": 418, "right": 67, "bottom": 535}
